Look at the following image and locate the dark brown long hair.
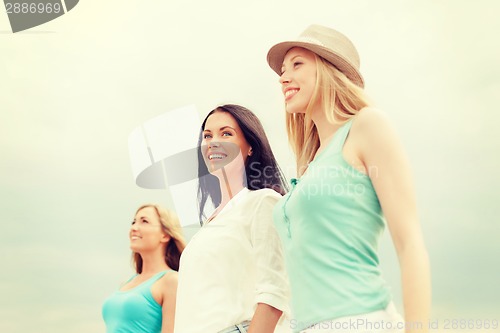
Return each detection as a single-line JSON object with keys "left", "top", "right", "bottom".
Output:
{"left": 197, "top": 104, "right": 288, "bottom": 223}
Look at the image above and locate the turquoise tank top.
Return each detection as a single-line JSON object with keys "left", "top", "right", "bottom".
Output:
{"left": 273, "top": 119, "right": 391, "bottom": 332}
{"left": 102, "top": 270, "right": 172, "bottom": 333}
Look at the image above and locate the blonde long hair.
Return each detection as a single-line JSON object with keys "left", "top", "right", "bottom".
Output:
{"left": 286, "top": 55, "right": 371, "bottom": 176}
{"left": 132, "top": 204, "right": 186, "bottom": 273}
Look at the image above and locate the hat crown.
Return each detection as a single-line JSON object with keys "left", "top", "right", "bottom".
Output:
{"left": 266, "top": 24, "right": 364, "bottom": 87}
{"left": 298, "top": 25, "right": 360, "bottom": 68}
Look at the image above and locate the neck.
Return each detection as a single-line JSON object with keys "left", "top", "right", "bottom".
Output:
{"left": 311, "top": 107, "right": 343, "bottom": 148}
{"left": 138, "top": 248, "right": 170, "bottom": 275}
{"left": 216, "top": 168, "right": 246, "bottom": 210}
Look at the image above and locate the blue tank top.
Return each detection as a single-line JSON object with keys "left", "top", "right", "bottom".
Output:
{"left": 273, "top": 119, "right": 391, "bottom": 332}
{"left": 102, "top": 270, "right": 172, "bottom": 333}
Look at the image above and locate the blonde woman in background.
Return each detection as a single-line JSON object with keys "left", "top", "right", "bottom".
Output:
{"left": 102, "top": 204, "right": 186, "bottom": 333}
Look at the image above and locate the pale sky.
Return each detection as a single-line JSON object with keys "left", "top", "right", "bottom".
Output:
{"left": 1, "top": 1, "right": 499, "bottom": 332}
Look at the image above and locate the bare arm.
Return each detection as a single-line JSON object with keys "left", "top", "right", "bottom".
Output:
{"left": 248, "top": 303, "right": 283, "bottom": 333}
{"left": 160, "top": 273, "right": 178, "bottom": 333}
{"left": 356, "top": 108, "right": 431, "bottom": 332}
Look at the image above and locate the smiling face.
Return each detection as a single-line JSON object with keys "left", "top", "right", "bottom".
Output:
{"left": 201, "top": 111, "right": 252, "bottom": 177}
{"left": 279, "top": 47, "right": 318, "bottom": 114}
{"left": 130, "top": 207, "right": 169, "bottom": 253}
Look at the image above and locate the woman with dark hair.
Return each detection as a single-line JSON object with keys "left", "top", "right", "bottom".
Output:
{"left": 174, "top": 104, "right": 290, "bottom": 333}
{"left": 102, "top": 204, "right": 186, "bottom": 333}
{"left": 197, "top": 104, "right": 288, "bottom": 223}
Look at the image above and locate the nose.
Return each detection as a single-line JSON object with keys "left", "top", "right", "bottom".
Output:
{"left": 279, "top": 73, "right": 290, "bottom": 85}
{"left": 208, "top": 141, "right": 220, "bottom": 148}
{"left": 131, "top": 223, "right": 139, "bottom": 231}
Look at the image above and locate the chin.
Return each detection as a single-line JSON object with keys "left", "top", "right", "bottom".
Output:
{"left": 285, "top": 107, "right": 306, "bottom": 114}
{"left": 207, "top": 164, "right": 227, "bottom": 177}
{"left": 285, "top": 103, "right": 307, "bottom": 114}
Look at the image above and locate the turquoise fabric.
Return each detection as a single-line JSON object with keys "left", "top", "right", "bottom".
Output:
{"left": 102, "top": 270, "right": 171, "bottom": 333}
{"left": 273, "top": 119, "right": 391, "bottom": 332}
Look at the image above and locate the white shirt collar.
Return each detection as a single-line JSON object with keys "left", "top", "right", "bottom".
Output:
{"left": 217, "top": 187, "right": 250, "bottom": 216}
{"left": 204, "top": 187, "right": 250, "bottom": 225}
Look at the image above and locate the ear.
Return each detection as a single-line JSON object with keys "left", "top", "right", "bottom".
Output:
{"left": 248, "top": 147, "right": 253, "bottom": 156}
{"left": 161, "top": 233, "right": 171, "bottom": 243}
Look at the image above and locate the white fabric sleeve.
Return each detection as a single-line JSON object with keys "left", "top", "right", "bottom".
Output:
{"left": 250, "top": 190, "right": 291, "bottom": 320}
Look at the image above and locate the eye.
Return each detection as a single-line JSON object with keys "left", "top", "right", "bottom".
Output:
{"left": 131, "top": 221, "right": 136, "bottom": 225}
{"left": 141, "top": 219, "right": 149, "bottom": 224}
{"left": 222, "top": 131, "right": 233, "bottom": 137}
{"left": 293, "top": 61, "right": 303, "bottom": 68}
{"left": 203, "top": 133, "right": 212, "bottom": 139}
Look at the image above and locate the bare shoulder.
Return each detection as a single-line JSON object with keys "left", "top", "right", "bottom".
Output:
{"left": 348, "top": 107, "right": 402, "bottom": 165}
{"left": 159, "top": 271, "right": 178, "bottom": 297}
{"left": 150, "top": 270, "right": 179, "bottom": 305}
{"left": 352, "top": 107, "right": 400, "bottom": 144}
{"left": 153, "top": 271, "right": 178, "bottom": 291}
{"left": 353, "top": 107, "right": 393, "bottom": 133}
{"left": 160, "top": 270, "right": 178, "bottom": 286}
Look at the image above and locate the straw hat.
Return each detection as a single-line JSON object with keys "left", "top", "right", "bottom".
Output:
{"left": 267, "top": 25, "right": 364, "bottom": 88}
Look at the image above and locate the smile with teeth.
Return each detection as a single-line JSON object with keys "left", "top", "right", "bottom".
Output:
{"left": 285, "top": 89, "right": 299, "bottom": 99}
{"left": 130, "top": 235, "right": 141, "bottom": 240}
{"left": 208, "top": 153, "right": 227, "bottom": 160}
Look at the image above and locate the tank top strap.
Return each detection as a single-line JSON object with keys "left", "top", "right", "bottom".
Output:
{"left": 146, "top": 269, "right": 173, "bottom": 285}
{"left": 121, "top": 274, "right": 138, "bottom": 287}
{"left": 329, "top": 118, "right": 354, "bottom": 154}
{"left": 130, "top": 270, "right": 174, "bottom": 291}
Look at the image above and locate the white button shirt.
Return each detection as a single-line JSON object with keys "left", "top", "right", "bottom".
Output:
{"left": 174, "top": 188, "right": 290, "bottom": 333}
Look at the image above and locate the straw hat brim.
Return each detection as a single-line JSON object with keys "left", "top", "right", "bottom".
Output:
{"left": 267, "top": 41, "right": 364, "bottom": 88}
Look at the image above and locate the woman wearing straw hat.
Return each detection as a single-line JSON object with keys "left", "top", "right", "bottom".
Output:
{"left": 267, "top": 25, "right": 431, "bottom": 332}
{"left": 102, "top": 204, "right": 186, "bottom": 333}
{"left": 174, "top": 104, "right": 290, "bottom": 333}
